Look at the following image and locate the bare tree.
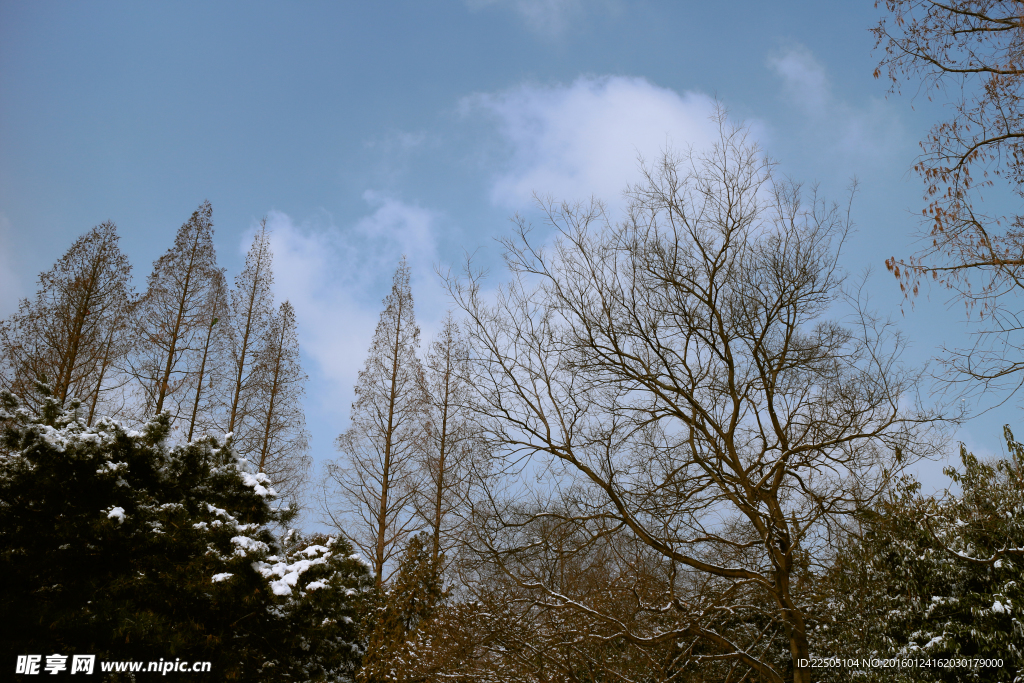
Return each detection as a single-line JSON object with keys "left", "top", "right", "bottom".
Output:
{"left": 448, "top": 121, "right": 944, "bottom": 683}
{"left": 184, "top": 269, "right": 230, "bottom": 442}
{"left": 323, "top": 257, "right": 427, "bottom": 587}
{"left": 0, "top": 221, "right": 134, "bottom": 421}
{"left": 130, "top": 201, "right": 224, "bottom": 429}
{"left": 416, "top": 313, "right": 486, "bottom": 569}
{"left": 83, "top": 308, "right": 136, "bottom": 427}
{"left": 427, "top": 498, "right": 694, "bottom": 683}
{"left": 875, "top": 1, "right": 1024, "bottom": 400}
{"left": 242, "top": 300, "right": 311, "bottom": 512}
{"left": 226, "top": 221, "right": 274, "bottom": 445}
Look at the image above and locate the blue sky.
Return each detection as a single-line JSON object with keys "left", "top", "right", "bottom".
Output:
{"left": 1, "top": 1, "right": 1015, "bottom": 499}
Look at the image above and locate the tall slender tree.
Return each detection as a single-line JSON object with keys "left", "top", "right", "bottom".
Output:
{"left": 416, "top": 313, "right": 483, "bottom": 568}
{"left": 185, "top": 269, "right": 230, "bottom": 442}
{"left": 0, "top": 221, "right": 134, "bottom": 420}
{"left": 130, "top": 201, "right": 223, "bottom": 429}
{"left": 324, "top": 258, "right": 427, "bottom": 587}
{"left": 226, "top": 221, "right": 274, "bottom": 450}
{"left": 84, "top": 319, "right": 125, "bottom": 427}
{"left": 242, "top": 301, "right": 311, "bottom": 511}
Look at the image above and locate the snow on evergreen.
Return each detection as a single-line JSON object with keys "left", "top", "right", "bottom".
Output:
{"left": 0, "top": 386, "right": 372, "bottom": 682}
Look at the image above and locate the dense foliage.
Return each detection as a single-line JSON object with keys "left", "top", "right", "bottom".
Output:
{"left": 812, "top": 431, "right": 1024, "bottom": 682}
{"left": 0, "top": 386, "right": 371, "bottom": 681}
{"left": 358, "top": 534, "right": 448, "bottom": 683}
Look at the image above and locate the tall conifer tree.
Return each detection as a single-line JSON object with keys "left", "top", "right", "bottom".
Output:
{"left": 226, "top": 221, "right": 274, "bottom": 450}
{"left": 244, "top": 300, "right": 311, "bottom": 511}
{"left": 130, "top": 201, "right": 223, "bottom": 430}
{"left": 416, "top": 313, "right": 482, "bottom": 568}
{"left": 325, "top": 257, "right": 427, "bottom": 587}
{"left": 185, "top": 269, "right": 230, "bottom": 442}
{"left": 0, "top": 221, "right": 134, "bottom": 420}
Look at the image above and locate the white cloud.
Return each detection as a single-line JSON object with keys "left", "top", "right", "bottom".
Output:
{"left": 261, "top": 212, "right": 370, "bottom": 394}
{"left": 767, "top": 45, "right": 829, "bottom": 116}
{"left": 259, "top": 194, "right": 449, "bottom": 419}
{"left": 767, "top": 44, "right": 905, "bottom": 161}
{"left": 465, "top": 0, "right": 600, "bottom": 36}
{"left": 463, "top": 76, "right": 727, "bottom": 212}
{"left": 354, "top": 191, "right": 439, "bottom": 269}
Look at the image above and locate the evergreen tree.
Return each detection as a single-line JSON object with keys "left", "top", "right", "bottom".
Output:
{"left": 262, "top": 532, "right": 376, "bottom": 682}
{"left": 812, "top": 431, "right": 1024, "bottom": 683}
{"left": 0, "top": 385, "right": 371, "bottom": 681}
{"left": 0, "top": 384, "right": 277, "bottom": 678}
{"left": 130, "top": 201, "right": 226, "bottom": 431}
{"left": 325, "top": 257, "right": 427, "bottom": 587}
{"left": 0, "top": 221, "right": 134, "bottom": 422}
{"left": 357, "top": 534, "right": 447, "bottom": 683}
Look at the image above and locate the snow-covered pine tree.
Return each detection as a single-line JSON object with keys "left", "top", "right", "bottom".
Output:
{"left": 246, "top": 300, "right": 311, "bottom": 514}
{"left": 325, "top": 257, "right": 427, "bottom": 587}
{"left": 0, "top": 385, "right": 372, "bottom": 681}
{"left": 0, "top": 383, "right": 277, "bottom": 677}
{"left": 811, "top": 431, "right": 1024, "bottom": 683}
{"left": 263, "top": 531, "right": 375, "bottom": 681}
{"left": 130, "top": 201, "right": 226, "bottom": 431}
{"left": 0, "top": 221, "right": 134, "bottom": 422}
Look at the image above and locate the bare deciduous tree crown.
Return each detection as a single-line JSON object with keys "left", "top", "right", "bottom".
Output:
{"left": 416, "top": 313, "right": 488, "bottom": 571}
{"left": 226, "top": 221, "right": 275, "bottom": 444}
{"left": 447, "top": 117, "right": 945, "bottom": 683}
{"left": 248, "top": 300, "right": 311, "bottom": 514}
{"left": 876, "top": 1, "right": 1024, "bottom": 401}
